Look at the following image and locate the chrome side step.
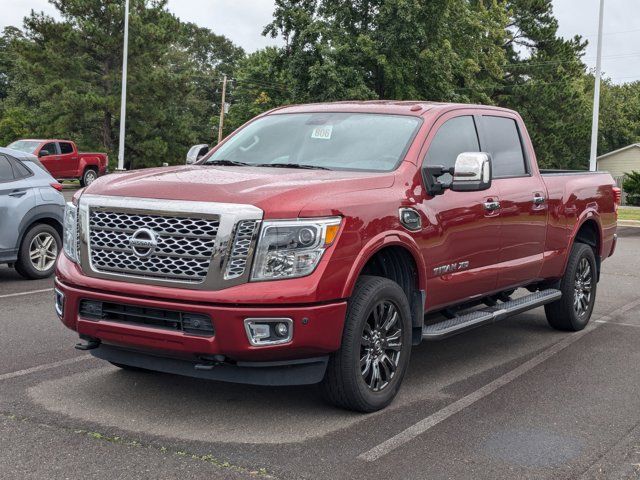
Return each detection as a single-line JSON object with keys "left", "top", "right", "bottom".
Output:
{"left": 422, "top": 289, "right": 562, "bottom": 341}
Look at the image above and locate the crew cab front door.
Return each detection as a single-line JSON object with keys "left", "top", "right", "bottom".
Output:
{"left": 38, "top": 142, "right": 62, "bottom": 178}
{"left": 417, "top": 113, "right": 501, "bottom": 311}
{"left": 477, "top": 114, "right": 547, "bottom": 289}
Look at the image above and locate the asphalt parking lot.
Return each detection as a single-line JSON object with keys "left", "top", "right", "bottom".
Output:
{"left": 1, "top": 190, "right": 639, "bottom": 479}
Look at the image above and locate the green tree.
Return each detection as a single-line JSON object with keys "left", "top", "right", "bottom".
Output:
{"left": 1, "top": 0, "right": 242, "bottom": 167}
{"left": 599, "top": 80, "right": 640, "bottom": 155}
{"left": 224, "top": 47, "right": 293, "bottom": 132}
{"left": 622, "top": 171, "right": 640, "bottom": 206}
{"left": 264, "top": 0, "right": 509, "bottom": 104}
{"left": 496, "top": 0, "right": 592, "bottom": 169}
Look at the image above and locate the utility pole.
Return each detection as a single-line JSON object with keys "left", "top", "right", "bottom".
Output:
{"left": 117, "top": 0, "right": 130, "bottom": 171}
{"left": 217, "top": 74, "right": 228, "bottom": 144}
{"left": 589, "top": 0, "right": 605, "bottom": 171}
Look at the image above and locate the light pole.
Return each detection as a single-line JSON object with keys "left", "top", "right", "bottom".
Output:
{"left": 218, "top": 74, "right": 228, "bottom": 144}
{"left": 117, "top": 0, "right": 130, "bottom": 171}
{"left": 589, "top": 0, "right": 605, "bottom": 171}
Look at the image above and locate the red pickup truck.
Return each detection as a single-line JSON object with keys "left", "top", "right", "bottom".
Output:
{"left": 7, "top": 139, "right": 108, "bottom": 186}
{"left": 54, "top": 102, "right": 619, "bottom": 412}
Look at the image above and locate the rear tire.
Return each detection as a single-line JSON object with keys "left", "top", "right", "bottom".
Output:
{"left": 545, "top": 243, "right": 597, "bottom": 331}
{"left": 15, "top": 223, "right": 61, "bottom": 280}
{"left": 320, "top": 276, "right": 412, "bottom": 412}
{"left": 80, "top": 167, "right": 98, "bottom": 187}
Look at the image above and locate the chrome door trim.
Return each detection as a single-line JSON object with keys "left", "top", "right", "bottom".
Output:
{"left": 483, "top": 200, "right": 501, "bottom": 212}
{"left": 532, "top": 195, "right": 546, "bottom": 205}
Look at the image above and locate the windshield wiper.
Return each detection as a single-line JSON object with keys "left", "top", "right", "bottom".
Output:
{"left": 256, "top": 163, "right": 331, "bottom": 170}
{"left": 204, "top": 159, "right": 252, "bottom": 167}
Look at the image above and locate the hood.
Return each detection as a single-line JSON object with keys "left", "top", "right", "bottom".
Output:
{"left": 84, "top": 165, "right": 394, "bottom": 217}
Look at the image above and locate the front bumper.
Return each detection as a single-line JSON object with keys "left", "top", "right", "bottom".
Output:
{"left": 91, "top": 344, "right": 329, "bottom": 386}
{"left": 54, "top": 277, "right": 347, "bottom": 366}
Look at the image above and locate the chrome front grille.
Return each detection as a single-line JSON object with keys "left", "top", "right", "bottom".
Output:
{"left": 225, "top": 220, "right": 259, "bottom": 279}
{"left": 78, "top": 195, "right": 263, "bottom": 290}
{"left": 88, "top": 210, "right": 219, "bottom": 283}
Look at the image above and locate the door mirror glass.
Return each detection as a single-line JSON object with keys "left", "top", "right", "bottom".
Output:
{"left": 451, "top": 152, "right": 492, "bottom": 192}
{"left": 39, "top": 150, "right": 50, "bottom": 157}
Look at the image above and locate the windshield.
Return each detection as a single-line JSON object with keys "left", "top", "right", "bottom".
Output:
{"left": 202, "top": 113, "right": 422, "bottom": 171}
{"left": 7, "top": 140, "right": 41, "bottom": 154}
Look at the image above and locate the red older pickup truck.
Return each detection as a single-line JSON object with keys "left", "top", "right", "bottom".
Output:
{"left": 54, "top": 102, "right": 619, "bottom": 412}
{"left": 7, "top": 139, "right": 108, "bottom": 186}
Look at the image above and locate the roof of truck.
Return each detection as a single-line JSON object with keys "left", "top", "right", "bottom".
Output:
{"left": 16, "top": 139, "right": 74, "bottom": 143}
{"left": 269, "top": 100, "right": 517, "bottom": 117}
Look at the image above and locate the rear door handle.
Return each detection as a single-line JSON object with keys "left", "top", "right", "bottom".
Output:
{"left": 9, "top": 189, "right": 27, "bottom": 197}
{"left": 484, "top": 201, "right": 501, "bottom": 211}
{"left": 533, "top": 195, "right": 546, "bottom": 205}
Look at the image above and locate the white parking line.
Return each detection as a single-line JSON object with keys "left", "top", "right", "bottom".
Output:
{"left": 596, "top": 319, "right": 640, "bottom": 328}
{"left": 0, "top": 288, "right": 54, "bottom": 299}
{"left": 0, "top": 356, "right": 91, "bottom": 382}
{"left": 358, "top": 298, "right": 640, "bottom": 462}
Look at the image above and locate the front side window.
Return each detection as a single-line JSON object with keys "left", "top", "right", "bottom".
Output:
{"left": 424, "top": 116, "right": 480, "bottom": 183}
{"left": 482, "top": 116, "right": 527, "bottom": 177}
{"left": 41, "top": 142, "right": 57, "bottom": 156}
{"left": 203, "top": 113, "right": 422, "bottom": 172}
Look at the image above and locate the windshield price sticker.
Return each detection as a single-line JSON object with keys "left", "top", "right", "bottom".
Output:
{"left": 311, "top": 125, "right": 333, "bottom": 140}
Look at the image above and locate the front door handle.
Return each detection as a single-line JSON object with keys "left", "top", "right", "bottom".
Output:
{"left": 533, "top": 195, "right": 546, "bottom": 205}
{"left": 484, "top": 201, "right": 501, "bottom": 212}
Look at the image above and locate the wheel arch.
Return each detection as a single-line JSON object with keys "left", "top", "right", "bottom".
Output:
{"left": 567, "top": 214, "right": 603, "bottom": 280}
{"left": 16, "top": 205, "right": 64, "bottom": 251}
{"left": 342, "top": 233, "right": 426, "bottom": 342}
{"left": 82, "top": 163, "right": 99, "bottom": 175}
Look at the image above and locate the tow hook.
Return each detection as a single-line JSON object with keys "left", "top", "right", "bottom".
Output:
{"left": 195, "top": 355, "right": 226, "bottom": 370}
{"left": 75, "top": 335, "right": 101, "bottom": 351}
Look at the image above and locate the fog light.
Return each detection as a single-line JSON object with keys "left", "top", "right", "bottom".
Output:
{"left": 275, "top": 322, "right": 288, "bottom": 337}
{"left": 244, "top": 318, "right": 293, "bottom": 346}
{"left": 54, "top": 288, "right": 65, "bottom": 318}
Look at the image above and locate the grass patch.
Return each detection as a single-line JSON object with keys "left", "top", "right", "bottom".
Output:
{"left": 618, "top": 207, "right": 640, "bottom": 221}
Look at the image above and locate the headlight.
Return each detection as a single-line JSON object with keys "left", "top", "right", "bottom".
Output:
{"left": 251, "top": 217, "right": 342, "bottom": 281}
{"left": 63, "top": 202, "right": 79, "bottom": 263}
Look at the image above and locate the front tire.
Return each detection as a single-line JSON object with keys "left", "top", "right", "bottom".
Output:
{"left": 321, "top": 276, "right": 412, "bottom": 412}
{"left": 15, "top": 223, "right": 61, "bottom": 279}
{"left": 545, "top": 242, "right": 597, "bottom": 331}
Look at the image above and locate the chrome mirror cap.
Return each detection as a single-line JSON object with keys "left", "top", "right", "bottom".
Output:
{"left": 451, "top": 152, "right": 492, "bottom": 192}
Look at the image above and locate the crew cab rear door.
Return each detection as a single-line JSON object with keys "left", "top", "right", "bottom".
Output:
{"left": 57, "top": 141, "right": 78, "bottom": 177}
{"left": 418, "top": 113, "right": 501, "bottom": 310}
{"left": 477, "top": 114, "right": 548, "bottom": 289}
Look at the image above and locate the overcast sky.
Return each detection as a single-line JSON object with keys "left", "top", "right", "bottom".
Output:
{"left": 1, "top": 0, "right": 639, "bottom": 84}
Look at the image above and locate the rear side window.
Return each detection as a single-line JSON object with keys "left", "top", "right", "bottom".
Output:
{"left": 12, "top": 158, "right": 32, "bottom": 179}
{"left": 0, "top": 155, "right": 15, "bottom": 182}
{"left": 424, "top": 116, "right": 480, "bottom": 182}
{"left": 482, "top": 116, "right": 527, "bottom": 177}
{"left": 59, "top": 142, "right": 74, "bottom": 154}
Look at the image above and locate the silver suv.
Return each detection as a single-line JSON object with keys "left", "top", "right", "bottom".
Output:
{"left": 0, "top": 147, "right": 65, "bottom": 279}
